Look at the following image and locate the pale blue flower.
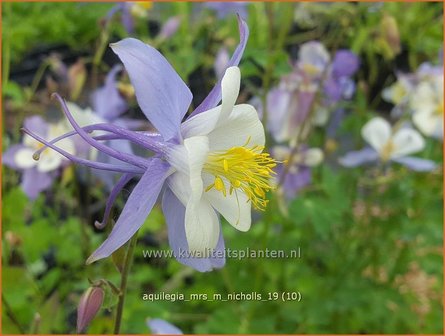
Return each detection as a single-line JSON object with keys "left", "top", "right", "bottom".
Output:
{"left": 25, "top": 17, "right": 277, "bottom": 273}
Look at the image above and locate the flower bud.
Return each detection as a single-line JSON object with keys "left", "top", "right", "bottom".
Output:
{"left": 380, "top": 14, "right": 401, "bottom": 57}
{"left": 77, "top": 286, "right": 104, "bottom": 333}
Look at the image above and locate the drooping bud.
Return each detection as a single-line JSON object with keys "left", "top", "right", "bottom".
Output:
{"left": 76, "top": 286, "right": 104, "bottom": 333}
{"left": 380, "top": 14, "right": 401, "bottom": 59}
{"left": 68, "top": 59, "right": 87, "bottom": 101}
{"left": 158, "top": 16, "right": 181, "bottom": 40}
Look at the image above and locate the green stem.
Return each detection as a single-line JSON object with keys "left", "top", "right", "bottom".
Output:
{"left": 2, "top": 2, "right": 12, "bottom": 87}
{"left": 113, "top": 232, "right": 138, "bottom": 334}
{"left": 27, "top": 60, "right": 49, "bottom": 103}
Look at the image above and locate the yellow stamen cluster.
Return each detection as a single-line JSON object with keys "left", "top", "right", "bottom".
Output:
{"left": 203, "top": 139, "right": 278, "bottom": 210}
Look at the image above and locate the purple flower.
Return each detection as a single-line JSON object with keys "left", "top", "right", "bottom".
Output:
{"left": 266, "top": 85, "right": 316, "bottom": 143}
{"left": 147, "top": 319, "right": 183, "bottom": 335}
{"left": 3, "top": 116, "right": 75, "bottom": 199}
{"left": 25, "top": 17, "right": 277, "bottom": 272}
{"left": 263, "top": 42, "right": 333, "bottom": 142}
{"left": 331, "top": 50, "right": 360, "bottom": 78}
{"left": 90, "top": 65, "right": 144, "bottom": 190}
{"left": 273, "top": 146, "right": 323, "bottom": 199}
{"left": 324, "top": 50, "right": 359, "bottom": 103}
{"left": 205, "top": 2, "right": 249, "bottom": 19}
{"left": 92, "top": 65, "right": 128, "bottom": 122}
{"left": 339, "top": 117, "right": 437, "bottom": 171}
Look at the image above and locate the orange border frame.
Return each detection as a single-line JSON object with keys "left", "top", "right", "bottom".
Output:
{"left": 0, "top": 0, "right": 443, "bottom": 335}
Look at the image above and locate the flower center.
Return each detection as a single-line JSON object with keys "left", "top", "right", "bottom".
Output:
{"left": 203, "top": 139, "right": 278, "bottom": 210}
{"left": 380, "top": 140, "right": 395, "bottom": 162}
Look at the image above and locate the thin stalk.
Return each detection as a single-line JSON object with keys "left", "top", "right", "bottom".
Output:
{"left": 113, "top": 232, "right": 138, "bottom": 334}
{"left": 27, "top": 60, "right": 50, "bottom": 103}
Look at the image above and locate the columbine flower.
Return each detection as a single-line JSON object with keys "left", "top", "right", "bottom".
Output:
{"left": 297, "top": 41, "right": 330, "bottom": 80}
{"left": 382, "top": 72, "right": 415, "bottom": 107}
{"left": 410, "top": 65, "right": 444, "bottom": 139}
{"left": 339, "top": 117, "right": 436, "bottom": 171}
{"left": 265, "top": 41, "right": 328, "bottom": 142}
{"left": 3, "top": 116, "right": 75, "bottom": 199}
{"left": 273, "top": 146, "right": 323, "bottom": 199}
{"left": 264, "top": 42, "right": 358, "bottom": 142}
{"left": 323, "top": 50, "right": 359, "bottom": 103}
{"left": 25, "top": 17, "right": 275, "bottom": 272}
{"left": 147, "top": 318, "right": 183, "bottom": 335}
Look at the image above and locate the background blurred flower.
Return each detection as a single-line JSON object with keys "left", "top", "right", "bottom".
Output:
{"left": 410, "top": 67, "right": 444, "bottom": 139}
{"left": 297, "top": 41, "right": 330, "bottom": 80}
{"left": 324, "top": 50, "right": 359, "bottom": 103}
{"left": 339, "top": 117, "right": 437, "bottom": 171}
{"left": 274, "top": 146, "right": 323, "bottom": 199}
{"left": 3, "top": 116, "right": 75, "bottom": 199}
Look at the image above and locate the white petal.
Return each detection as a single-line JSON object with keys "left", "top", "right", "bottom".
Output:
{"left": 167, "top": 172, "right": 190, "bottom": 207}
{"left": 410, "top": 82, "right": 436, "bottom": 111}
{"left": 219, "top": 66, "right": 240, "bottom": 122}
{"left": 183, "top": 136, "right": 209, "bottom": 200}
{"left": 302, "top": 148, "right": 324, "bottom": 166}
{"left": 185, "top": 198, "right": 220, "bottom": 253}
{"left": 167, "top": 136, "right": 210, "bottom": 207}
{"left": 208, "top": 104, "right": 265, "bottom": 151}
{"left": 413, "top": 110, "right": 443, "bottom": 137}
{"left": 37, "top": 151, "right": 63, "bottom": 172}
{"left": 14, "top": 148, "right": 37, "bottom": 169}
{"left": 205, "top": 182, "right": 251, "bottom": 232}
{"left": 23, "top": 134, "right": 43, "bottom": 149}
{"left": 57, "top": 138, "right": 75, "bottom": 156}
{"left": 361, "top": 117, "right": 391, "bottom": 153}
{"left": 391, "top": 128, "right": 425, "bottom": 158}
{"left": 181, "top": 106, "right": 222, "bottom": 139}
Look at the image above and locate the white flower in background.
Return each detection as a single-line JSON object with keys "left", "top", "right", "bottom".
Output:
{"left": 17, "top": 117, "right": 75, "bottom": 173}
{"left": 410, "top": 73, "right": 444, "bottom": 139}
{"left": 382, "top": 74, "right": 414, "bottom": 105}
{"left": 340, "top": 117, "right": 436, "bottom": 171}
{"left": 64, "top": 102, "right": 108, "bottom": 160}
{"left": 3, "top": 116, "right": 76, "bottom": 199}
{"left": 298, "top": 41, "right": 330, "bottom": 78}
{"left": 65, "top": 102, "right": 107, "bottom": 134}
